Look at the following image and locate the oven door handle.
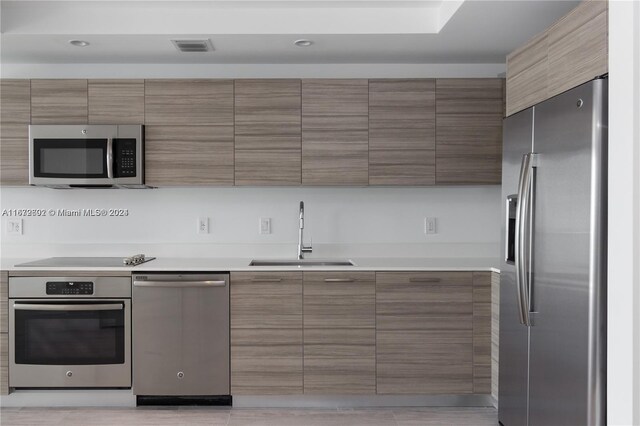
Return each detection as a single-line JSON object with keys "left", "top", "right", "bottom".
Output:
{"left": 13, "top": 302, "right": 124, "bottom": 311}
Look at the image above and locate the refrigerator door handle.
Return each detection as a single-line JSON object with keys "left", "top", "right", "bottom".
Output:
{"left": 515, "top": 153, "right": 534, "bottom": 326}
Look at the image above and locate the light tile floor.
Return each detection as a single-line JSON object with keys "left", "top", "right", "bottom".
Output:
{"left": 0, "top": 406, "right": 497, "bottom": 426}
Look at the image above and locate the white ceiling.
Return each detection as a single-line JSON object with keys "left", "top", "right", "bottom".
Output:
{"left": 0, "top": 0, "right": 580, "bottom": 64}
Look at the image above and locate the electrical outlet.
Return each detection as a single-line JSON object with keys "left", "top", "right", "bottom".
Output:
{"left": 197, "top": 217, "right": 209, "bottom": 234}
{"left": 424, "top": 217, "right": 437, "bottom": 235}
{"left": 7, "top": 218, "right": 23, "bottom": 235}
{"left": 259, "top": 217, "right": 271, "bottom": 234}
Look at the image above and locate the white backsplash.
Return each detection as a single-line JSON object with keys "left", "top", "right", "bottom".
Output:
{"left": 0, "top": 186, "right": 501, "bottom": 259}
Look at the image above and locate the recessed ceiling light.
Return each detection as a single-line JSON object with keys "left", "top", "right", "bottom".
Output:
{"left": 294, "top": 39, "right": 313, "bottom": 47}
{"left": 69, "top": 40, "right": 90, "bottom": 47}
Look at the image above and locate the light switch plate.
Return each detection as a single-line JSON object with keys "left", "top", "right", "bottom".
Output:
{"left": 7, "top": 218, "right": 23, "bottom": 235}
{"left": 259, "top": 217, "right": 271, "bottom": 234}
{"left": 424, "top": 217, "right": 437, "bottom": 235}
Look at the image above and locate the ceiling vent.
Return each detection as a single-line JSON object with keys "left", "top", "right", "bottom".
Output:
{"left": 171, "top": 39, "right": 213, "bottom": 53}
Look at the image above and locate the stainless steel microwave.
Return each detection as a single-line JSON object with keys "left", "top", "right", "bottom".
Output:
{"left": 29, "top": 124, "right": 144, "bottom": 187}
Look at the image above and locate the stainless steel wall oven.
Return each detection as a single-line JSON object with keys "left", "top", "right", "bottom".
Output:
{"left": 9, "top": 276, "right": 131, "bottom": 388}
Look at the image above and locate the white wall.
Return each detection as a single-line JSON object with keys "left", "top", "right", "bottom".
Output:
{"left": 0, "top": 186, "right": 501, "bottom": 258}
{"left": 0, "top": 63, "right": 505, "bottom": 79}
{"left": 608, "top": 1, "right": 640, "bottom": 425}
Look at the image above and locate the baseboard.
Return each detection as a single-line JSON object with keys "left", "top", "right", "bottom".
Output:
{"left": 0, "top": 389, "right": 136, "bottom": 407}
{"left": 232, "top": 394, "right": 494, "bottom": 408}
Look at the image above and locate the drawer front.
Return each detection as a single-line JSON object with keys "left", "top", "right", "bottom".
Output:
{"left": 231, "top": 272, "right": 302, "bottom": 329}
{"left": 303, "top": 272, "right": 375, "bottom": 328}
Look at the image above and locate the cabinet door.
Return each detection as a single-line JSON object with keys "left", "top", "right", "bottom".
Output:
{"left": 144, "top": 79, "right": 233, "bottom": 126}
{"left": 31, "top": 79, "right": 88, "bottom": 124}
{"left": 0, "top": 333, "right": 7, "bottom": 395}
{"left": 547, "top": 0, "right": 607, "bottom": 99}
{"left": 88, "top": 79, "right": 144, "bottom": 124}
{"left": 230, "top": 272, "right": 303, "bottom": 394}
{"left": 144, "top": 80, "right": 234, "bottom": 186}
{"left": 506, "top": 32, "right": 549, "bottom": 116}
{"left": 376, "top": 272, "right": 473, "bottom": 394}
{"left": 473, "top": 272, "right": 492, "bottom": 394}
{"left": 302, "top": 80, "right": 369, "bottom": 186}
{"left": 0, "top": 271, "right": 7, "bottom": 333}
{"left": 0, "top": 80, "right": 30, "bottom": 185}
{"left": 435, "top": 79, "right": 503, "bottom": 185}
{"left": 303, "top": 272, "right": 375, "bottom": 394}
{"left": 369, "top": 79, "right": 435, "bottom": 185}
{"left": 234, "top": 80, "right": 301, "bottom": 186}
{"left": 145, "top": 125, "right": 234, "bottom": 186}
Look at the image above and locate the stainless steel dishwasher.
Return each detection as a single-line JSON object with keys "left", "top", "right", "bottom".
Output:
{"left": 132, "top": 273, "right": 229, "bottom": 403}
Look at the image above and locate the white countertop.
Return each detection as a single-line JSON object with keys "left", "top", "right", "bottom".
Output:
{"left": 1, "top": 256, "right": 500, "bottom": 273}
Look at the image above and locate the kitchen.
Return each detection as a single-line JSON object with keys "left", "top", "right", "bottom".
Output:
{"left": 0, "top": 1, "right": 639, "bottom": 425}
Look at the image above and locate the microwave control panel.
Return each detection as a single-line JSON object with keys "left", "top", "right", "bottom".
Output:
{"left": 46, "top": 281, "right": 94, "bottom": 295}
{"left": 114, "top": 138, "right": 137, "bottom": 177}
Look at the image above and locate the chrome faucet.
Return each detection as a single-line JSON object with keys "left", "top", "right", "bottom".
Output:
{"left": 297, "top": 201, "right": 313, "bottom": 259}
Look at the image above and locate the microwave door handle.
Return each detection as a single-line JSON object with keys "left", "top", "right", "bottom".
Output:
{"left": 106, "top": 137, "right": 114, "bottom": 179}
{"left": 13, "top": 303, "right": 124, "bottom": 311}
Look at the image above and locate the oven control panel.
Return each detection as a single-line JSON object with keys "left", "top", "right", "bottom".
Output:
{"left": 46, "top": 281, "right": 94, "bottom": 295}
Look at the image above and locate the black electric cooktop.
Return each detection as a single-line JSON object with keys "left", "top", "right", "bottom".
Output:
{"left": 15, "top": 256, "right": 156, "bottom": 268}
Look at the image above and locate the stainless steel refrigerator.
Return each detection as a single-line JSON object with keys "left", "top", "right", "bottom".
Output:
{"left": 499, "top": 77, "right": 607, "bottom": 426}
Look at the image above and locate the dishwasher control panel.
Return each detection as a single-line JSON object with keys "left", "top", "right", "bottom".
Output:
{"left": 46, "top": 281, "right": 94, "bottom": 295}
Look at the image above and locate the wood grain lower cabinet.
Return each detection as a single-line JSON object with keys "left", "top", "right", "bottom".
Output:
{"left": 30, "top": 79, "right": 88, "bottom": 124}
{"left": 230, "top": 272, "right": 303, "bottom": 394}
{"left": 88, "top": 79, "right": 144, "bottom": 124}
{"left": 491, "top": 272, "right": 500, "bottom": 401}
{"left": 145, "top": 125, "right": 234, "bottom": 186}
{"left": 1, "top": 271, "right": 7, "bottom": 334}
{"left": 234, "top": 80, "right": 302, "bottom": 186}
{"left": 435, "top": 79, "right": 503, "bottom": 185}
{"left": 368, "top": 79, "right": 436, "bottom": 185}
{"left": 0, "top": 80, "right": 30, "bottom": 185}
{"left": 472, "top": 272, "right": 491, "bottom": 394}
{"left": 1, "top": 333, "right": 7, "bottom": 395}
{"left": 301, "top": 80, "right": 369, "bottom": 186}
{"left": 376, "top": 272, "right": 474, "bottom": 394}
{"left": 303, "top": 272, "right": 375, "bottom": 394}
{"left": 1, "top": 271, "right": 8, "bottom": 395}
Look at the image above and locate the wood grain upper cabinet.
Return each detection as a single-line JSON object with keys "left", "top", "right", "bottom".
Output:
{"left": 88, "top": 79, "right": 144, "bottom": 124}
{"left": 301, "top": 80, "right": 369, "bottom": 186}
{"left": 144, "top": 79, "right": 233, "bottom": 126}
{"left": 547, "top": 0, "right": 607, "bottom": 99}
{"left": 376, "top": 272, "right": 474, "bottom": 394}
{"left": 145, "top": 125, "right": 234, "bottom": 186}
{"left": 0, "top": 79, "right": 30, "bottom": 185}
{"left": 230, "top": 272, "right": 303, "bottom": 395}
{"left": 368, "top": 79, "right": 436, "bottom": 186}
{"left": 435, "top": 79, "right": 503, "bottom": 185}
{"left": 31, "top": 79, "right": 88, "bottom": 124}
{"left": 234, "top": 80, "right": 301, "bottom": 186}
{"left": 506, "top": 1, "right": 608, "bottom": 116}
{"left": 144, "top": 80, "right": 235, "bottom": 186}
{"left": 506, "top": 32, "right": 549, "bottom": 117}
{"left": 303, "top": 272, "right": 376, "bottom": 394}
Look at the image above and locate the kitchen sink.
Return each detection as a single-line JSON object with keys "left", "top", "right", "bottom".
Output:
{"left": 249, "top": 259, "right": 355, "bottom": 267}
